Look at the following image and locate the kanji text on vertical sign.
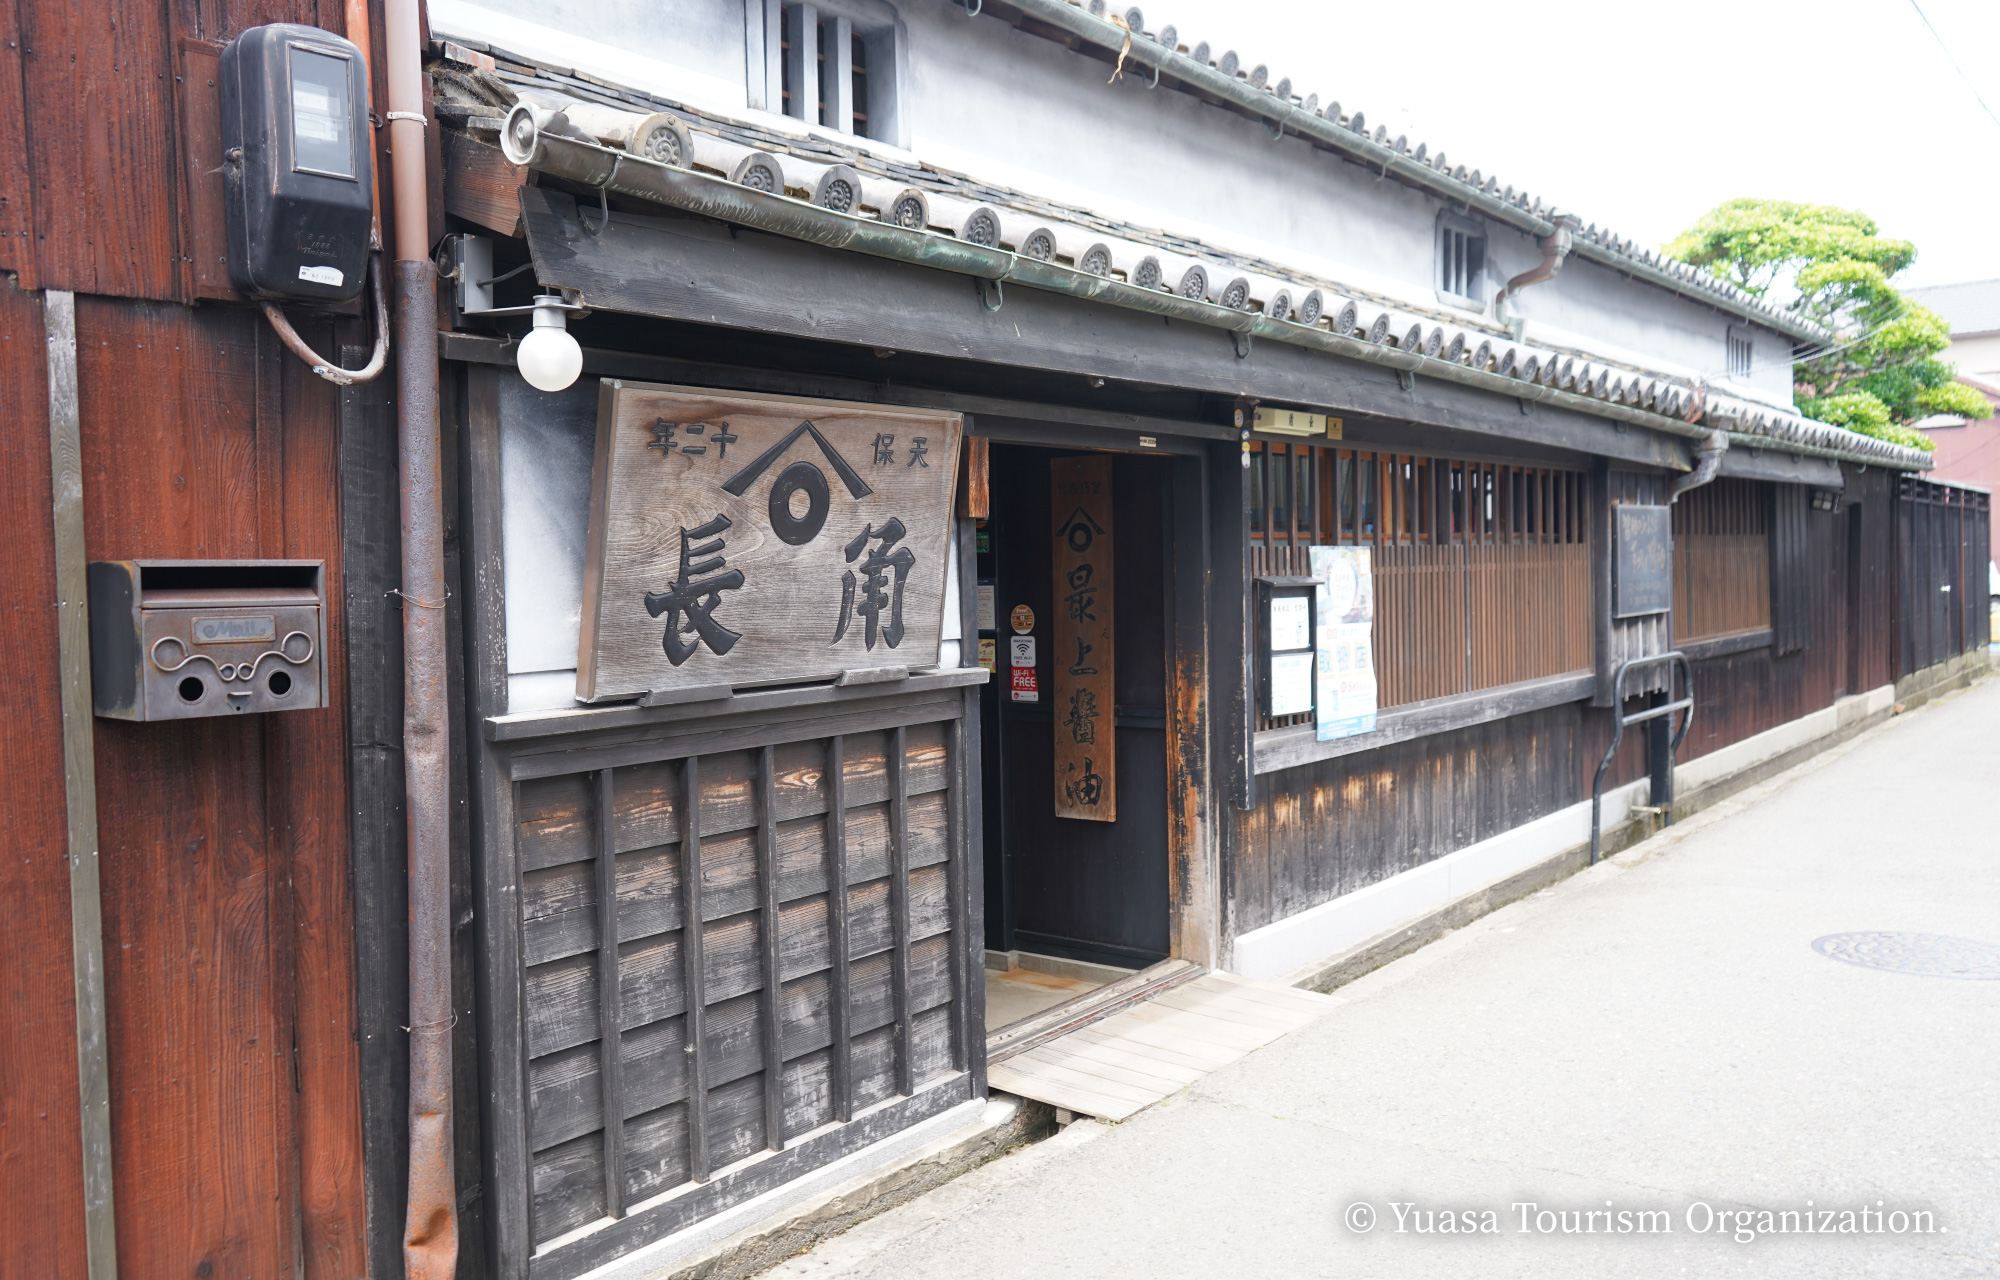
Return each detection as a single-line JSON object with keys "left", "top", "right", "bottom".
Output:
{"left": 1052, "top": 455, "right": 1115, "bottom": 821}
{"left": 577, "top": 381, "right": 962, "bottom": 700}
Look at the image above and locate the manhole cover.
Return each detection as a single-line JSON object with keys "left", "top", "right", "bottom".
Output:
{"left": 1811, "top": 932, "right": 2000, "bottom": 980}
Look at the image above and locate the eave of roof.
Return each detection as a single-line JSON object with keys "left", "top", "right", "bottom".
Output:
{"left": 984, "top": 0, "right": 1832, "bottom": 346}
{"left": 473, "top": 92, "right": 1931, "bottom": 472}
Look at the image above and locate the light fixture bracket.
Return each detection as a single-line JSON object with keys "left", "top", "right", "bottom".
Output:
{"left": 446, "top": 233, "right": 589, "bottom": 319}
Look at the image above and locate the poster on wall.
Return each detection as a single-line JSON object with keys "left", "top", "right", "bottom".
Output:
{"left": 576, "top": 380, "right": 962, "bottom": 701}
{"left": 1052, "top": 455, "right": 1115, "bottom": 822}
{"left": 1311, "top": 545, "right": 1378, "bottom": 740}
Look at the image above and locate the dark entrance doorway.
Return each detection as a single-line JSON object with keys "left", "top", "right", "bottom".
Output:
{"left": 978, "top": 444, "right": 1173, "bottom": 971}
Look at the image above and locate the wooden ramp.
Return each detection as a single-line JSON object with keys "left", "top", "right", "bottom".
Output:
{"left": 986, "top": 971, "right": 1338, "bottom": 1121}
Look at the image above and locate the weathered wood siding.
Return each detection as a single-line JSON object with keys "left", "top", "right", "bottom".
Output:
{"left": 1676, "top": 469, "right": 1900, "bottom": 764}
{"left": 1225, "top": 466, "right": 1947, "bottom": 942}
{"left": 1899, "top": 477, "right": 1992, "bottom": 673}
{"left": 1226, "top": 701, "right": 1648, "bottom": 936}
{"left": 0, "top": 0, "right": 360, "bottom": 299}
{"left": 75, "top": 296, "right": 368, "bottom": 1280}
{"left": 1671, "top": 477, "right": 1771, "bottom": 641}
{"left": 0, "top": 277, "right": 91, "bottom": 1280}
{"left": 495, "top": 710, "right": 977, "bottom": 1279}
{"left": 2, "top": 2, "right": 375, "bottom": 1275}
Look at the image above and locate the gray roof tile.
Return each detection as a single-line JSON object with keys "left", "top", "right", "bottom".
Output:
{"left": 1905, "top": 279, "right": 2000, "bottom": 336}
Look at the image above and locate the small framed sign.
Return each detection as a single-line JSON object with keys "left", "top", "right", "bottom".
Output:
{"left": 1257, "top": 575, "right": 1319, "bottom": 718}
{"left": 576, "top": 381, "right": 962, "bottom": 701}
{"left": 1613, "top": 504, "right": 1672, "bottom": 619}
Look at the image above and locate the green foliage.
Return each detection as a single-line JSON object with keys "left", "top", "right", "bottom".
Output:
{"left": 1664, "top": 200, "right": 1915, "bottom": 297}
{"left": 1665, "top": 198, "right": 1991, "bottom": 449}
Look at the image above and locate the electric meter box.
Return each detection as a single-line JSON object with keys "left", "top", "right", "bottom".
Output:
{"left": 219, "top": 23, "right": 373, "bottom": 304}
{"left": 88, "top": 561, "right": 328, "bottom": 721}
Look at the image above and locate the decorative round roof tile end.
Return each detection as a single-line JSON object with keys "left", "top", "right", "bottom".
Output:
{"left": 1297, "top": 289, "right": 1325, "bottom": 328}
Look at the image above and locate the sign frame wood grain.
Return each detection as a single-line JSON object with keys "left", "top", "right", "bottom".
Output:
{"left": 578, "top": 380, "right": 962, "bottom": 701}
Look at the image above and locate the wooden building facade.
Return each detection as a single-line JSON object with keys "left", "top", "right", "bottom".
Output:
{"left": 2, "top": 2, "right": 1993, "bottom": 1279}
{"left": 0, "top": 1, "right": 378, "bottom": 1277}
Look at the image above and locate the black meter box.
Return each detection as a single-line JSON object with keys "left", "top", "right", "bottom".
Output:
{"left": 220, "top": 24, "right": 373, "bottom": 304}
{"left": 88, "top": 561, "right": 328, "bottom": 720}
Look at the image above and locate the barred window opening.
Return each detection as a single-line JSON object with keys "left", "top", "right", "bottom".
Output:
{"left": 1250, "top": 440, "right": 1590, "bottom": 729}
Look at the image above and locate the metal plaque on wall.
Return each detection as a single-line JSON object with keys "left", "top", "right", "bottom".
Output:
{"left": 1613, "top": 503, "right": 1672, "bottom": 619}
{"left": 577, "top": 381, "right": 963, "bottom": 701}
{"left": 1051, "top": 455, "right": 1115, "bottom": 822}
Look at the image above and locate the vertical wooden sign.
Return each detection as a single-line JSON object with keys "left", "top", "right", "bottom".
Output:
{"left": 1052, "top": 456, "right": 1115, "bottom": 821}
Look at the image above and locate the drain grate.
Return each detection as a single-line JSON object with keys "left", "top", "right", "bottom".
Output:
{"left": 1812, "top": 932, "right": 2000, "bottom": 980}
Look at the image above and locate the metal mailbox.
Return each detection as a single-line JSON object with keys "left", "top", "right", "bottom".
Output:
{"left": 88, "top": 560, "right": 327, "bottom": 720}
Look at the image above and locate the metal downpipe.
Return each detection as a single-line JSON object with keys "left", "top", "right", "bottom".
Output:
{"left": 386, "top": 0, "right": 456, "bottom": 1271}
{"left": 1493, "top": 216, "right": 1579, "bottom": 336}
{"left": 1668, "top": 429, "right": 1729, "bottom": 503}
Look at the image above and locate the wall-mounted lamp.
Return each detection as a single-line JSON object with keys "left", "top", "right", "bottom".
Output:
{"left": 447, "top": 234, "right": 587, "bottom": 391}
{"left": 516, "top": 296, "right": 584, "bottom": 392}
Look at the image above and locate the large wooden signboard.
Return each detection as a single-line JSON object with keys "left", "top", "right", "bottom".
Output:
{"left": 577, "top": 381, "right": 962, "bottom": 701}
{"left": 1051, "top": 455, "right": 1115, "bottom": 821}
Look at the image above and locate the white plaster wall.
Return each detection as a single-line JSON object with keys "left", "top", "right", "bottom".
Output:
{"left": 459, "top": 0, "right": 749, "bottom": 95}
{"left": 895, "top": 1, "right": 1791, "bottom": 385}
{"left": 438, "top": 0, "right": 1794, "bottom": 388}
{"left": 498, "top": 374, "right": 599, "bottom": 709}
{"left": 1948, "top": 333, "right": 2000, "bottom": 377}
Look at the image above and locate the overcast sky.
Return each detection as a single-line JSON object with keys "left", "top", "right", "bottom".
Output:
{"left": 1151, "top": 0, "right": 2000, "bottom": 289}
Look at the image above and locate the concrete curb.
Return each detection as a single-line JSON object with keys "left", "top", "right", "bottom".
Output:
{"left": 1284, "top": 659, "right": 1990, "bottom": 996}
{"left": 606, "top": 1096, "right": 1055, "bottom": 1280}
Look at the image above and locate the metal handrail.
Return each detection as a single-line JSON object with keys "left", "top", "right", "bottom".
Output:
{"left": 1590, "top": 651, "right": 1694, "bottom": 864}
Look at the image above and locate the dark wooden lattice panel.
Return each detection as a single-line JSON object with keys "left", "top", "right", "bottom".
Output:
{"left": 1249, "top": 441, "right": 1592, "bottom": 726}
{"left": 1670, "top": 477, "right": 1772, "bottom": 643}
{"left": 513, "top": 721, "right": 965, "bottom": 1248}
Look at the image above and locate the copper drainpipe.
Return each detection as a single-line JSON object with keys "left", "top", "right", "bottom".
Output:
{"left": 382, "top": 0, "right": 457, "bottom": 1272}
{"left": 1494, "top": 213, "right": 1582, "bottom": 337}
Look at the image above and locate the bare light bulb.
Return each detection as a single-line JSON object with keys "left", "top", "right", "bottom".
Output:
{"left": 516, "top": 296, "right": 582, "bottom": 392}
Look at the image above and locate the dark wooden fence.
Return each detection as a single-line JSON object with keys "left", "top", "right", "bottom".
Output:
{"left": 1249, "top": 442, "right": 1590, "bottom": 725}
{"left": 1898, "top": 477, "right": 1992, "bottom": 674}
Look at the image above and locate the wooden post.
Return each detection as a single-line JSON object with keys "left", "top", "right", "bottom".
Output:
{"left": 1165, "top": 453, "right": 1218, "bottom": 967}
{"left": 825, "top": 736, "right": 852, "bottom": 1122}
{"left": 887, "top": 727, "right": 912, "bottom": 1096}
{"left": 755, "top": 747, "right": 785, "bottom": 1150}
{"left": 959, "top": 434, "right": 990, "bottom": 520}
{"left": 1590, "top": 459, "right": 1614, "bottom": 707}
{"left": 825, "top": 16, "right": 854, "bottom": 134}
{"left": 44, "top": 288, "right": 119, "bottom": 1280}
{"left": 680, "top": 757, "right": 711, "bottom": 1181}
{"left": 784, "top": 3, "right": 819, "bottom": 125}
{"left": 594, "top": 769, "right": 626, "bottom": 1214}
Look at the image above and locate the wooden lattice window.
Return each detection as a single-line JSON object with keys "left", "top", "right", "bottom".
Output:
{"left": 779, "top": 6, "right": 875, "bottom": 138}
{"left": 1249, "top": 441, "right": 1592, "bottom": 728}
{"left": 1670, "top": 478, "right": 1771, "bottom": 643}
{"left": 510, "top": 720, "right": 972, "bottom": 1266}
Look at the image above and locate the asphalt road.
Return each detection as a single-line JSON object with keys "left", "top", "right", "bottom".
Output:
{"left": 770, "top": 675, "right": 2000, "bottom": 1279}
